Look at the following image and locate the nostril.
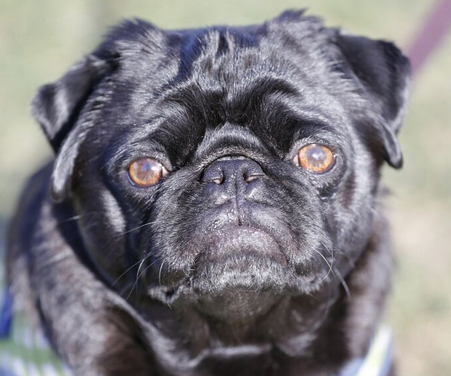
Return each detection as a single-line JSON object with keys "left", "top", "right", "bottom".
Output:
{"left": 210, "top": 177, "right": 223, "bottom": 185}
{"left": 201, "top": 156, "right": 266, "bottom": 187}
{"left": 202, "top": 175, "right": 224, "bottom": 185}
{"left": 243, "top": 164, "right": 265, "bottom": 183}
{"left": 201, "top": 165, "right": 224, "bottom": 185}
{"left": 244, "top": 172, "right": 265, "bottom": 183}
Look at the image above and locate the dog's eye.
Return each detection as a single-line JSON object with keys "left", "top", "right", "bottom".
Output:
{"left": 294, "top": 144, "right": 335, "bottom": 173}
{"left": 128, "top": 158, "right": 168, "bottom": 187}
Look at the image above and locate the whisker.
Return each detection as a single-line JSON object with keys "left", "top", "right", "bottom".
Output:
{"left": 124, "top": 256, "right": 162, "bottom": 301}
{"left": 111, "top": 257, "right": 149, "bottom": 288}
{"left": 333, "top": 268, "right": 352, "bottom": 299}
{"left": 35, "top": 251, "right": 72, "bottom": 271}
{"left": 111, "top": 220, "right": 157, "bottom": 238}
{"left": 333, "top": 248, "right": 356, "bottom": 270}
{"left": 159, "top": 260, "right": 166, "bottom": 286}
{"left": 312, "top": 248, "right": 333, "bottom": 284}
{"left": 58, "top": 214, "right": 84, "bottom": 224}
{"left": 124, "top": 256, "right": 150, "bottom": 301}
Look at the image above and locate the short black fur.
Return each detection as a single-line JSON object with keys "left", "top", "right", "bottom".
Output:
{"left": 8, "top": 10, "right": 409, "bottom": 376}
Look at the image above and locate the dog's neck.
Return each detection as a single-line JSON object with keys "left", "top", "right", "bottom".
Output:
{"left": 139, "top": 286, "right": 337, "bottom": 351}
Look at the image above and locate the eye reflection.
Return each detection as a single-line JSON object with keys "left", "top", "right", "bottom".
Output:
{"left": 128, "top": 158, "right": 167, "bottom": 187}
{"left": 294, "top": 144, "right": 335, "bottom": 173}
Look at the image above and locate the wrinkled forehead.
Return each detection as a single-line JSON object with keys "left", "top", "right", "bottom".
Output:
{"left": 97, "top": 23, "right": 354, "bottom": 160}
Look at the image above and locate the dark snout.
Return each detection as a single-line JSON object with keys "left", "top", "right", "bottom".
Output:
{"left": 193, "top": 156, "right": 286, "bottom": 280}
{"left": 145, "top": 153, "right": 331, "bottom": 318}
{"left": 200, "top": 156, "right": 266, "bottom": 208}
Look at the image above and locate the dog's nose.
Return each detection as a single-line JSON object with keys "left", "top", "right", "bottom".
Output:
{"left": 201, "top": 156, "right": 266, "bottom": 198}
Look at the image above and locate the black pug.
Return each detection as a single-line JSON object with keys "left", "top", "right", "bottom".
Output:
{"left": 7, "top": 10, "right": 410, "bottom": 376}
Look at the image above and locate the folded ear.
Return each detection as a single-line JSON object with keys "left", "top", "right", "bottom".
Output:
{"left": 335, "top": 34, "right": 411, "bottom": 169}
{"left": 32, "top": 55, "right": 112, "bottom": 152}
{"left": 32, "top": 55, "right": 115, "bottom": 202}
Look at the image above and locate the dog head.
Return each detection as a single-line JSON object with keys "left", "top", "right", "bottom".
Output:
{"left": 32, "top": 11, "right": 409, "bottom": 322}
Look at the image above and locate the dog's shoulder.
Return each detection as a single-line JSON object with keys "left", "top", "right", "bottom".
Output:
{"left": 7, "top": 162, "right": 56, "bottom": 256}
{"left": 6, "top": 162, "right": 54, "bottom": 318}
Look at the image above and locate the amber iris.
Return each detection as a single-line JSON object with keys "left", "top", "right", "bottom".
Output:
{"left": 128, "top": 158, "right": 167, "bottom": 187}
{"left": 295, "top": 144, "right": 335, "bottom": 173}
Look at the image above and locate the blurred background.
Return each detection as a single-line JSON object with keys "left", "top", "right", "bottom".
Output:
{"left": 0, "top": 0, "right": 450, "bottom": 375}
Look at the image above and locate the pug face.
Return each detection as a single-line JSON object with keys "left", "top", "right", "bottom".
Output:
{"left": 33, "top": 11, "right": 409, "bottom": 323}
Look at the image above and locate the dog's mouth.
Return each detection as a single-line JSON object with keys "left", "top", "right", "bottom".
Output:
{"left": 144, "top": 225, "right": 329, "bottom": 320}
{"left": 146, "top": 226, "right": 285, "bottom": 295}
{"left": 191, "top": 225, "right": 288, "bottom": 269}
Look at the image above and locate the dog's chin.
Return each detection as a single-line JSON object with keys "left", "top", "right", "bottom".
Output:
{"left": 147, "top": 226, "right": 322, "bottom": 322}
{"left": 190, "top": 256, "right": 290, "bottom": 321}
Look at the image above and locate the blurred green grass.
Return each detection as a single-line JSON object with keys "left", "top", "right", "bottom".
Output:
{"left": 0, "top": 1, "right": 450, "bottom": 375}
